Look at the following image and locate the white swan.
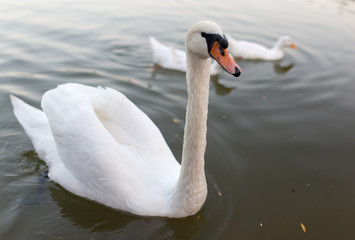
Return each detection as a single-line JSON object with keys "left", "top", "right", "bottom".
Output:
{"left": 149, "top": 36, "right": 220, "bottom": 75}
{"left": 10, "top": 21, "right": 241, "bottom": 218}
{"left": 227, "top": 35, "right": 297, "bottom": 60}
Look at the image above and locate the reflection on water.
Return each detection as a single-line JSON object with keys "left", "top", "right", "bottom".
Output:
{"left": 273, "top": 61, "right": 294, "bottom": 74}
{"left": 23, "top": 172, "right": 48, "bottom": 206}
{"left": 151, "top": 67, "right": 237, "bottom": 96}
{"left": 49, "top": 184, "right": 206, "bottom": 238}
{"left": 152, "top": 59, "right": 295, "bottom": 96}
{"left": 211, "top": 76, "right": 236, "bottom": 96}
{"left": 46, "top": 166, "right": 230, "bottom": 239}
{"left": 1, "top": 149, "right": 230, "bottom": 239}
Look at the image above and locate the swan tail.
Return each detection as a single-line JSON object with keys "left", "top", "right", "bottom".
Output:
{"left": 148, "top": 36, "right": 160, "bottom": 50}
{"left": 10, "top": 95, "right": 59, "bottom": 167}
{"left": 149, "top": 36, "right": 161, "bottom": 64}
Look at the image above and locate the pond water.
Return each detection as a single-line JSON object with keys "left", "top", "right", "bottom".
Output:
{"left": 1, "top": 0, "right": 355, "bottom": 239}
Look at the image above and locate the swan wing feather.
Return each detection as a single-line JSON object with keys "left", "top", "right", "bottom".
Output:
{"left": 12, "top": 83, "right": 180, "bottom": 214}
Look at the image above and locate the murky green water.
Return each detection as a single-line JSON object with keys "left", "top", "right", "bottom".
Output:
{"left": 1, "top": 0, "right": 355, "bottom": 239}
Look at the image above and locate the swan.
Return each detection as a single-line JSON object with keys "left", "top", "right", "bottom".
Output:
{"left": 227, "top": 35, "right": 297, "bottom": 60}
{"left": 149, "top": 36, "right": 220, "bottom": 75}
{"left": 10, "top": 21, "right": 241, "bottom": 218}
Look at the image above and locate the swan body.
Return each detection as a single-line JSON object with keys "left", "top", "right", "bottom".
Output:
{"left": 227, "top": 35, "right": 297, "bottom": 60}
{"left": 11, "top": 21, "right": 241, "bottom": 218}
{"left": 11, "top": 84, "right": 180, "bottom": 216}
{"left": 149, "top": 36, "right": 220, "bottom": 75}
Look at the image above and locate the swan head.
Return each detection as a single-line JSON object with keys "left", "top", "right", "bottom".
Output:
{"left": 186, "top": 21, "right": 241, "bottom": 77}
{"left": 277, "top": 36, "right": 297, "bottom": 50}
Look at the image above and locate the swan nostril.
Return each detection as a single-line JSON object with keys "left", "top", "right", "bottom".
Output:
{"left": 219, "top": 45, "right": 225, "bottom": 56}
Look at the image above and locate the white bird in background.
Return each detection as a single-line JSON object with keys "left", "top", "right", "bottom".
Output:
{"left": 10, "top": 21, "right": 241, "bottom": 218}
{"left": 149, "top": 36, "right": 221, "bottom": 75}
{"left": 149, "top": 35, "right": 297, "bottom": 76}
{"left": 227, "top": 35, "right": 297, "bottom": 60}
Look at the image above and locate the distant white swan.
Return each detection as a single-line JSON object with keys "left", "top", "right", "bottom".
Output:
{"left": 11, "top": 21, "right": 241, "bottom": 218}
{"left": 227, "top": 35, "right": 297, "bottom": 60}
{"left": 149, "top": 36, "right": 220, "bottom": 75}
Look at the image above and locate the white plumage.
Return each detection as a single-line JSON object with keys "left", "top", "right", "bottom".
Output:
{"left": 149, "top": 36, "right": 220, "bottom": 75}
{"left": 11, "top": 84, "right": 180, "bottom": 216}
{"left": 11, "top": 21, "right": 241, "bottom": 218}
{"left": 227, "top": 35, "right": 297, "bottom": 60}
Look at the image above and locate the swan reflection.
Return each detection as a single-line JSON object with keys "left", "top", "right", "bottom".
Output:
{"left": 49, "top": 184, "right": 205, "bottom": 238}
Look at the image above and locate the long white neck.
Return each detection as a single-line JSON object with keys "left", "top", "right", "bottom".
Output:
{"left": 272, "top": 38, "right": 285, "bottom": 51}
{"left": 169, "top": 48, "right": 211, "bottom": 217}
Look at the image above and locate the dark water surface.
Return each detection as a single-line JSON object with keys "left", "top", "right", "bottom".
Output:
{"left": 1, "top": 0, "right": 355, "bottom": 239}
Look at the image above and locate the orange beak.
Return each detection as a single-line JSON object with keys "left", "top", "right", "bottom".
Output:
{"left": 209, "top": 41, "right": 241, "bottom": 77}
{"left": 290, "top": 43, "right": 298, "bottom": 50}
